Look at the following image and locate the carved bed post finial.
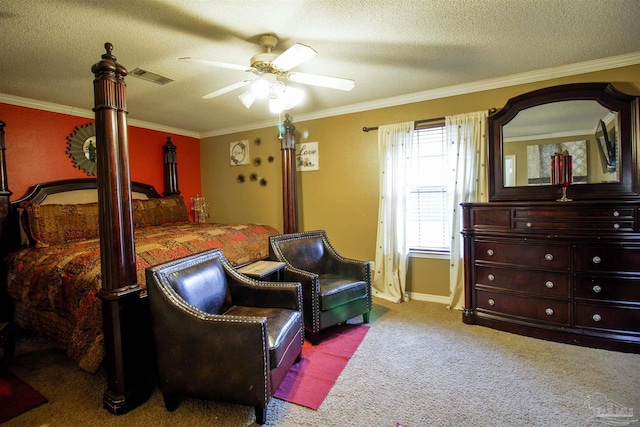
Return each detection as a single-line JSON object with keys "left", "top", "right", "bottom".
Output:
{"left": 163, "top": 136, "right": 180, "bottom": 196}
{"left": 280, "top": 114, "right": 298, "bottom": 234}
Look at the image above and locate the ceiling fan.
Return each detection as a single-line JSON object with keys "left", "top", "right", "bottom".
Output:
{"left": 179, "top": 34, "right": 355, "bottom": 112}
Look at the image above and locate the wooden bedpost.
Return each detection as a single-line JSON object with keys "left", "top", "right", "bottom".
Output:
{"left": 280, "top": 114, "right": 298, "bottom": 234}
{"left": 92, "top": 43, "right": 149, "bottom": 414}
{"left": 162, "top": 136, "right": 180, "bottom": 196}
{"left": 0, "top": 120, "right": 14, "bottom": 322}
{"left": 0, "top": 121, "right": 12, "bottom": 250}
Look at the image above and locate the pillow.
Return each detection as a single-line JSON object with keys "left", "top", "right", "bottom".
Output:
{"left": 21, "top": 202, "right": 100, "bottom": 248}
{"left": 132, "top": 196, "right": 189, "bottom": 228}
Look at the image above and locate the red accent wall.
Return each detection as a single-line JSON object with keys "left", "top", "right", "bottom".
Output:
{"left": 0, "top": 103, "right": 201, "bottom": 214}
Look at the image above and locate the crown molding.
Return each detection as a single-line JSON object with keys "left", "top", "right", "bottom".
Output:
{"left": 290, "top": 51, "right": 640, "bottom": 124}
{"left": 0, "top": 93, "right": 199, "bottom": 139}
{"left": 205, "top": 51, "right": 640, "bottom": 136}
{"left": 3, "top": 52, "right": 639, "bottom": 139}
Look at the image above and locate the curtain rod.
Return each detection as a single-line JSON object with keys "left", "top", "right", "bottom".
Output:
{"left": 362, "top": 108, "right": 497, "bottom": 132}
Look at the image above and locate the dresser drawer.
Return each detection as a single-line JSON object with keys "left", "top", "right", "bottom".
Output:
{"left": 514, "top": 207, "right": 635, "bottom": 220}
{"left": 472, "top": 208, "right": 511, "bottom": 228}
{"left": 574, "top": 246, "right": 640, "bottom": 273}
{"left": 476, "top": 289, "right": 570, "bottom": 325}
{"left": 475, "top": 240, "right": 570, "bottom": 270}
{"left": 514, "top": 220, "right": 634, "bottom": 231}
{"left": 575, "top": 275, "right": 640, "bottom": 303}
{"left": 475, "top": 266, "right": 570, "bottom": 297}
{"left": 575, "top": 303, "right": 640, "bottom": 333}
{"left": 513, "top": 207, "right": 635, "bottom": 231}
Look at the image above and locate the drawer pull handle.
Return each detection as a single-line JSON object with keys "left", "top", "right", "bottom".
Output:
{"left": 486, "top": 249, "right": 494, "bottom": 256}
{"left": 526, "top": 222, "right": 532, "bottom": 228}
{"left": 613, "top": 211, "right": 619, "bottom": 217}
{"left": 488, "top": 274, "right": 495, "bottom": 281}
{"left": 593, "top": 285, "right": 602, "bottom": 293}
{"left": 592, "top": 256, "right": 602, "bottom": 264}
{"left": 545, "top": 253, "right": 554, "bottom": 261}
{"left": 545, "top": 308, "right": 554, "bottom": 316}
{"left": 613, "top": 223, "right": 620, "bottom": 229}
{"left": 545, "top": 281, "right": 554, "bottom": 289}
{"left": 488, "top": 298, "right": 495, "bottom": 306}
{"left": 593, "top": 314, "right": 602, "bottom": 322}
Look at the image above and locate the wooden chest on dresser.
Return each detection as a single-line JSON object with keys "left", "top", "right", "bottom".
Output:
{"left": 461, "top": 201, "right": 640, "bottom": 353}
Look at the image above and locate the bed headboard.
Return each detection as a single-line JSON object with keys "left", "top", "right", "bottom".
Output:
{"left": 3, "top": 178, "right": 162, "bottom": 253}
{"left": 14, "top": 178, "right": 161, "bottom": 204}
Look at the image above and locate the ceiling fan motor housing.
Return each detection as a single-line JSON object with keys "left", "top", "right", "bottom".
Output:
{"left": 250, "top": 52, "right": 283, "bottom": 75}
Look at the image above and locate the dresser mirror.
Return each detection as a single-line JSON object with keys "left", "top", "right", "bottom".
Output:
{"left": 489, "top": 83, "right": 639, "bottom": 201}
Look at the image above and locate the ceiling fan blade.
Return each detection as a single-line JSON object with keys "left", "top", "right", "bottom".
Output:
{"left": 202, "top": 80, "right": 253, "bottom": 100}
{"left": 287, "top": 72, "right": 355, "bottom": 91}
{"left": 179, "top": 57, "right": 255, "bottom": 72}
{"left": 272, "top": 43, "right": 317, "bottom": 71}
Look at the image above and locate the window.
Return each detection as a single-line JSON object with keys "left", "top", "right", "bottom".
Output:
{"left": 407, "top": 122, "right": 450, "bottom": 253}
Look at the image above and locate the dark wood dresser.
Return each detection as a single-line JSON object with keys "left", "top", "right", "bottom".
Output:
{"left": 462, "top": 82, "right": 640, "bottom": 353}
{"left": 461, "top": 200, "right": 640, "bottom": 353}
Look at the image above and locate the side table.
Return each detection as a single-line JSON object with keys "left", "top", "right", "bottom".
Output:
{"left": 237, "top": 260, "right": 286, "bottom": 281}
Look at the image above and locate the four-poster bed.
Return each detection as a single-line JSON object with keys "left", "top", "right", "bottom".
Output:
{"left": 0, "top": 43, "right": 300, "bottom": 414}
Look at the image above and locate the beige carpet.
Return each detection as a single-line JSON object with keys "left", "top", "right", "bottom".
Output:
{"left": 4, "top": 298, "right": 639, "bottom": 426}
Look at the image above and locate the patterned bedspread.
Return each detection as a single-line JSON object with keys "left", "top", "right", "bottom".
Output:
{"left": 5, "top": 222, "right": 280, "bottom": 373}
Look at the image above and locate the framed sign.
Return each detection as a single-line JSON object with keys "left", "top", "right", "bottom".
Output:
{"left": 296, "top": 142, "right": 319, "bottom": 171}
{"left": 230, "top": 140, "right": 250, "bottom": 166}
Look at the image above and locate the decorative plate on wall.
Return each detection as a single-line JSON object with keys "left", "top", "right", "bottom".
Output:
{"left": 66, "top": 123, "right": 97, "bottom": 176}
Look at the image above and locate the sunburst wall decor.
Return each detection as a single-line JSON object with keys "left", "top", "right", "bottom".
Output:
{"left": 66, "top": 123, "right": 97, "bottom": 176}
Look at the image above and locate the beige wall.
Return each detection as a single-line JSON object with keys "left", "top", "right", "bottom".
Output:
{"left": 200, "top": 64, "right": 640, "bottom": 298}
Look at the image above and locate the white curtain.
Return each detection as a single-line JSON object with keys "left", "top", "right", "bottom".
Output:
{"left": 373, "top": 122, "right": 414, "bottom": 303}
{"left": 447, "top": 111, "right": 489, "bottom": 310}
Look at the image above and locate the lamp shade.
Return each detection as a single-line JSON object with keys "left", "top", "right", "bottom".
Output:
{"left": 269, "top": 85, "right": 304, "bottom": 113}
{"left": 239, "top": 74, "right": 304, "bottom": 113}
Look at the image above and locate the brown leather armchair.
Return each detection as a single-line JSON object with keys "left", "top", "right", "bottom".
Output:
{"left": 269, "top": 230, "right": 371, "bottom": 344}
{"left": 146, "top": 248, "right": 304, "bottom": 425}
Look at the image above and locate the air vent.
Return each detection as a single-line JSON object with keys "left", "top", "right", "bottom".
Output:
{"left": 130, "top": 68, "right": 173, "bottom": 85}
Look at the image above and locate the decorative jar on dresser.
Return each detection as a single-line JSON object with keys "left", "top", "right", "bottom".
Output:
{"left": 462, "top": 83, "right": 640, "bottom": 353}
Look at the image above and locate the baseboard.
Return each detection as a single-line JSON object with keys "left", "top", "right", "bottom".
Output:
{"left": 408, "top": 292, "right": 449, "bottom": 305}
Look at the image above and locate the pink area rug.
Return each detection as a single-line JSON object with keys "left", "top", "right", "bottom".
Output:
{"left": 274, "top": 324, "right": 369, "bottom": 410}
{"left": 0, "top": 370, "right": 48, "bottom": 423}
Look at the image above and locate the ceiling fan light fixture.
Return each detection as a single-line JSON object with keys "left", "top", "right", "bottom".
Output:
{"left": 269, "top": 97, "right": 287, "bottom": 114}
{"left": 238, "top": 90, "right": 256, "bottom": 109}
{"left": 251, "top": 78, "right": 270, "bottom": 99}
{"left": 269, "top": 85, "right": 304, "bottom": 113}
{"left": 251, "top": 73, "right": 279, "bottom": 99}
{"left": 183, "top": 34, "right": 352, "bottom": 112}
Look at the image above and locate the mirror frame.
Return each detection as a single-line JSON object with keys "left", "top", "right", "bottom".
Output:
{"left": 489, "top": 83, "right": 639, "bottom": 201}
{"left": 66, "top": 122, "right": 97, "bottom": 176}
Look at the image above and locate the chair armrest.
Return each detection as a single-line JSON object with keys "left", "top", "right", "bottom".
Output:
{"left": 224, "top": 262, "right": 302, "bottom": 310}
{"left": 280, "top": 266, "right": 321, "bottom": 312}
{"left": 281, "top": 265, "right": 317, "bottom": 284}
{"left": 229, "top": 278, "right": 303, "bottom": 311}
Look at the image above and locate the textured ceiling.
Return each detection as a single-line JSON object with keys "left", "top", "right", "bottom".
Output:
{"left": 0, "top": 0, "right": 639, "bottom": 137}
